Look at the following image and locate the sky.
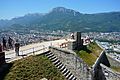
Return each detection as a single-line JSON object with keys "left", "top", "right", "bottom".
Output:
{"left": 0, "top": 0, "right": 120, "bottom": 19}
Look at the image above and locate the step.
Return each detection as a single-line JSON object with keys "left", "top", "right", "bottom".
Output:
{"left": 45, "top": 52, "right": 77, "bottom": 80}
{"left": 49, "top": 56, "right": 56, "bottom": 60}
{"left": 53, "top": 59, "right": 60, "bottom": 64}
{"left": 60, "top": 66, "right": 65, "bottom": 71}
{"left": 57, "top": 63, "right": 63, "bottom": 69}
{"left": 54, "top": 61, "right": 61, "bottom": 66}
{"left": 68, "top": 74, "right": 74, "bottom": 80}
{"left": 66, "top": 72, "right": 72, "bottom": 79}
{"left": 51, "top": 57, "right": 58, "bottom": 62}
{"left": 71, "top": 76, "right": 77, "bottom": 80}
{"left": 47, "top": 54, "right": 54, "bottom": 58}
{"left": 46, "top": 53, "right": 54, "bottom": 57}
{"left": 62, "top": 68, "right": 67, "bottom": 73}
{"left": 64, "top": 70, "right": 70, "bottom": 76}
{"left": 45, "top": 52, "right": 52, "bottom": 56}
{"left": 47, "top": 52, "right": 52, "bottom": 55}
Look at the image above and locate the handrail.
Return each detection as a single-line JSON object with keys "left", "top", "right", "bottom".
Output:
{"left": 6, "top": 45, "right": 48, "bottom": 56}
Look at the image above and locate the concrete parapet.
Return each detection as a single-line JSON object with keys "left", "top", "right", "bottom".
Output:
{"left": 100, "top": 64, "right": 120, "bottom": 80}
{"left": 106, "top": 54, "right": 120, "bottom": 67}
{"left": 93, "top": 51, "right": 110, "bottom": 70}
{"left": 49, "top": 46, "right": 76, "bottom": 55}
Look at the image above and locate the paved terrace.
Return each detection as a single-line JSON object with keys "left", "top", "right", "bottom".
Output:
{"left": 5, "top": 39, "right": 73, "bottom": 63}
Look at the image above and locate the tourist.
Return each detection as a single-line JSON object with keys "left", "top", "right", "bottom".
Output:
{"left": 2, "top": 37, "right": 6, "bottom": 50}
{"left": 71, "top": 33, "right": 74, "bottom": 39}
{"left": 15, "top": 39, "right": 20, "bottom": 56}
{"left": 8, "top": 37, "right": 13, "bottom": 49}
{"left": 0, "top": 43, "right": 2, "bottom": 52}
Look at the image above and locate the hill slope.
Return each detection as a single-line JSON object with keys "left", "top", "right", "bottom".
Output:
{"left": 4, "top": 55, "right": 65, "bottom": 80}
{"left": 0, "top": 7, "right": 120, "bottom": 32}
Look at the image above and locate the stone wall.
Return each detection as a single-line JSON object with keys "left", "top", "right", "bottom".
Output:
{"left": 92, "top": 51, "right": 110, "bottom": 80}
{"left": 67, "top": 41, "right": 76, "bottom": 50}
{"left": 49, "top": 46, "right": 92, "bottom": 80}
{"left": 100, "top": 64, "right": 120, "bottom": 80}
{"left": 93, "top": 51, "right": 110, "bottom": 69}
{"left": 92, "top": 51, "right": 120, "bottom": 80}
{"left": 92, "top": 41, "right": 120, "bottom": 80}
{"left": 106, "top": 54, "right": 120, "bottom": 67}
{"left": 49, "top": 46, "right": 120, "bottom": 80}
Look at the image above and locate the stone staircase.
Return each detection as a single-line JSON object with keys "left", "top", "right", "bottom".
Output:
{"left": 45, "top": 51, "right": 77, "bottom": 80}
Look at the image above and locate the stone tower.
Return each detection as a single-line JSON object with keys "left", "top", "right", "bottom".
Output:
{"left": 76, "top": 32, "right": 83, "bottom": 50}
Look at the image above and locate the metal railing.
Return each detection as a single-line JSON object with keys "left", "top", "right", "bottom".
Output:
{"left": 6, "top": 45, "right": 48, "bottom": 56}
{"left": 5, "top": 39, "right": 70, "bottom": 62}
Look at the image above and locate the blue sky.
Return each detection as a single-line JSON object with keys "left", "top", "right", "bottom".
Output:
{"left": 0, "top": 0, "right": 120, "bottom": 19}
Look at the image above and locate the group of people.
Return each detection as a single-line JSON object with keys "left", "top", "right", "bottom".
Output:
{"left": 0, "top": 37, "right": 20, "bottom": 56}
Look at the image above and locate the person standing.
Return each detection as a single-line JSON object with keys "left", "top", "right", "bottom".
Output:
{"left": 71, "top": 33, "right": 74, "bottom": 39}
{"left": 8, "top": 37, "right": 13, "bottom": 49}
{"left": 2, "top": 37, "right": 6, "bottom": 50}
{"left": 0, "top": 43, "right": 2, "bottom": 52}
{"left": 15, "top": 40, "right": 20, "bottom": 56}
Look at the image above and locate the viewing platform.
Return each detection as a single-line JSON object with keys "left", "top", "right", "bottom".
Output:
{"left": 4, "top": 39, "right": 74, "bottom": 63}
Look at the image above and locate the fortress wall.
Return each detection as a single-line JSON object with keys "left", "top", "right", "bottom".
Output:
{"left": 49, "top": 46, "right": 120, "bottom": 80}
{"left": 49, "top": 46, "right": 92, "bottom": 80}
{"left": 106, "top": 54, "right": 120, "bottom": 67}
{"left": 92, "top": 51, "right": 120, "bottom": 80}
{"left": 100, "top": 64, "right": 120, "bottom": 80}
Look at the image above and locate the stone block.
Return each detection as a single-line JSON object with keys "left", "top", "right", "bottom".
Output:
{"left": 0, "top": 52, "right": 5, "bottom": 66}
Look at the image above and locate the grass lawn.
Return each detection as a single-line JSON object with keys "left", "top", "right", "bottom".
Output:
{"left": 4, "top": 55, "right": 65, "bottom": 80}
{"left": 111, "top": 66, "right": 120, "bottom": 73}
{"left": 76, "top": 42, "right": 103, "bottom": 66}
{"left": 87, "top": 42, "right": 102, "bottom": 57}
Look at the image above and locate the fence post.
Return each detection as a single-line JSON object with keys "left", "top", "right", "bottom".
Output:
{"left": 58, "top": 42, "right": 59, "bottom": 47}
{"left": 33, "top": 47, "right": 35, "bottom": 55}
{"left": 43, "top": 45, "right": 45, "bottom": 53}
{"left": 22, "top": 51, "right": 23, "bottom": 56}
{"left": 51, "top": 43, "right": 52, "bottom": 46}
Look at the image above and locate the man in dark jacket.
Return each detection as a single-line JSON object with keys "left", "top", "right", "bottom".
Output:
{"left": 2, "top": 37, "right": 6, "bottom": 50}
{"left": 15, "top": 40, "right": 20, "bottom": 56}
{"left": 8, "top": 37, "right": 13, "bottom": 49}
{"left": 0, "top": 43, "right": 2, "bottom": 52}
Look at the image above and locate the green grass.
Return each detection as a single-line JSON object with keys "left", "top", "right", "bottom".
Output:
{"left": 77, "top": 50, "right": 97, "bottom": 66}
{"left": 4, "top": 55, "right": 65, "bottom": 80}
{"left": 76, "top": 42, "right": 102, "bottom": 66}
{"left": 111, "top": 66, "right": 120, "bottom": 72}
{"left": 87, "top": 42, "right": 102, "bottom": 57}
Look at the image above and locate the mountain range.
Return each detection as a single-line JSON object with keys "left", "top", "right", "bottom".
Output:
{"left": 0, "top": 7, "right": 120, "bottom": 32}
